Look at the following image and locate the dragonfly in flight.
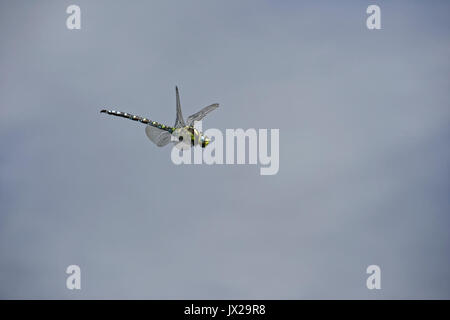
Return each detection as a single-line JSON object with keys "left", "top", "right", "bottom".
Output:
{"left": 100, "top": 87, "right": 219, "bottom": 148}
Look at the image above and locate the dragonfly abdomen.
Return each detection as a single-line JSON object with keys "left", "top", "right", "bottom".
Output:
{"left": 100, "top": 109, "right": 174, "bottom": 133}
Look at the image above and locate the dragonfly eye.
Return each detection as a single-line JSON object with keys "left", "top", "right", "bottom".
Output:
{"left": 202, "top": 137, "right": 210, "bottom": 148}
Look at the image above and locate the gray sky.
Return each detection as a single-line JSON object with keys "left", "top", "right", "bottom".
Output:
{"left": 0, "top": 0, "right": 449, "bottom": 299}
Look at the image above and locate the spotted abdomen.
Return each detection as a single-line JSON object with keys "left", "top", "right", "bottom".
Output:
{"left": 100, "top": 109, "right": 174, "bottom": 133}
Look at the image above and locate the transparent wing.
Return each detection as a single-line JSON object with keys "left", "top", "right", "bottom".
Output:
{"left": 174, "top": 86, "right": 185, "bottom": 128}
{"left": 186, "top": 104, "right": 219, "bottom": 126}
{"left": 145, "top": 125, "right": 171, "bottom": 147}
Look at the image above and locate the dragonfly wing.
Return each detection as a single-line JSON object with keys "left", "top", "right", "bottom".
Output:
{"left": 145, "top": 125, "right": 171, "bottom": 147}
{"left": 174, "top": 86, "right": 185, "bottom": 128}
{"left": 186, "top": 104, "right": 219, "bottom": 126}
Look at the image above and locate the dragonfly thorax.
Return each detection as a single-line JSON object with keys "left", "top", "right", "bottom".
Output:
{"left": 172, "top": 126, "right": 210, "bottom": 149}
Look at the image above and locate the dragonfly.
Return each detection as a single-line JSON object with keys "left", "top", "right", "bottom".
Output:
{"left": 100, "top": 87, "right": 219, "bottom": 148}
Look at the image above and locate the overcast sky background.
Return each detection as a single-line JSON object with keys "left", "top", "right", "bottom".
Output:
{"left": 0, "top": 0, "right": 449, "bottom": 299}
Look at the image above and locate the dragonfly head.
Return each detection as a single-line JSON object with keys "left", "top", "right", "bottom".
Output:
{"left": 200, "top": 134, "right": 210, "bottom": 148}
